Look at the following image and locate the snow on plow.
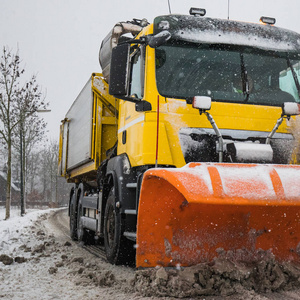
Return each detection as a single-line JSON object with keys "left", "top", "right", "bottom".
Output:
{"left": 136, "top": 163, "right": 300, "bottom": 268}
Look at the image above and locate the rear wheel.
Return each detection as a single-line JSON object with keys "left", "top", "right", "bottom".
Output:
{"left": 104, "top": 188, "right": 135, "bottom": 265}
{"left": 77, "top": 192, "right": 90, "bottom": 243}
{"left": 69, "top": 193, "right": 77, "bottom": 240}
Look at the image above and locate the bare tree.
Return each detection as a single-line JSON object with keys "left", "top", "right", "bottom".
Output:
{"left": 26, "top": 150, "right": 41, "bottom": 195}
{"left": 13, "top": 111, "right": 47, "bottom": 203}
{"left": 0, "top": 137, "right": 7, "bottom": 169}
{"left": 0, "top": 48, "right": 23, "bottom": 219}
{"left": 0, "top": 47, "right": 48, "bottom": 219}
{"left": 40, "top": 141, "right": 59, "bottom": 205}
{"left": 12, "top": 140, "right": 70, "bottom": 208}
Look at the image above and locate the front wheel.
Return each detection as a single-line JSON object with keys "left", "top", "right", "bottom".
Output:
{"left": 104, "top": 188, "right": 135, "bottom": 265}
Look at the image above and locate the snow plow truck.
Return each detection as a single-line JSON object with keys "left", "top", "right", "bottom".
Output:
{"left": 58, "top": 8, "right": 300, "bottom": 268}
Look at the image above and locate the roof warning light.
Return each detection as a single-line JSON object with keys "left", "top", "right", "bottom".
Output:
{"left": 260, "top": 16, "right": 276, "bottom": 25}
{"left": 189, "top": 7, "right": 206, "bottom": 17}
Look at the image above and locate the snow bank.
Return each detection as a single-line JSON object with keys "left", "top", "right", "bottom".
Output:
{"left": 133, "top": 250, "right": 300, "bottom": 298}
{"left": 0, "top": 208, "right": 137, "bottom": 300}
{"left": 0, "top": 207, "right": 52, "bottom": 255}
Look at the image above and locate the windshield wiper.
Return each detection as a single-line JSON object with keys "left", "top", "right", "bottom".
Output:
{"left": 287, "top": 57, "right": 300, "bottom": 98}
{"left": 240, "top": 53, "right": 250, "bottom": 102}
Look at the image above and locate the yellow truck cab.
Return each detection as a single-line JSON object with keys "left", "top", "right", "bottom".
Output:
{"left": 59, "top": 10, "right": 300, "bottom": 267}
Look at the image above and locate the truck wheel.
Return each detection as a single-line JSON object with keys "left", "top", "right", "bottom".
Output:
{"left": 77, "top": 193, "right": 90, "bottom": 243}
{"left": 69, "top": 193, "right": 78, "bottom": 240}
{"left": 104, "top": 188, "right": 134, "bottom": 265}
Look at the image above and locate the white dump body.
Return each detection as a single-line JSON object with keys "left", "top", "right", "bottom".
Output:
{"left": 61, "top": 77, "right": 93, "bottom": 172}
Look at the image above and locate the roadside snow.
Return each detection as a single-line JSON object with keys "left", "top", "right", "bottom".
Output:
{"left": 0, "top": 207, "right": 52, "bottom": 256}
{"left": 0, "top": 208, "right": 139, "bottom": 300}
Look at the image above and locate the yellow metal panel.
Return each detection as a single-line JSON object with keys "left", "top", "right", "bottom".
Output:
{"left": 62, "top": 74, "right": 119, "bottom": 180}
{"left": 91, "top": 93, "right": 97, "bottom": 161}
{"left": 58, "top": 118, "right": 70, "bottom": 177}
{"left": 95, "top": 90, "right": 118, "bottom": 167}
{"left": 58, "top": 124, "right": 63, "bottom": 175}
{"left": 95, "top": 96, "right": 102, "bottom": 167}
{"left": 67, "top": 161, "right": 96, "bottom": 179}
{"left": 117, "top": 112, "right": 174, "bottom": 167}
{"left": 92, "top": 74, "right": 118, "bottom": 167}
{"left": 92, "top": 74, "right": 119, "bottom": 117}
{"left": 139, "top": 121, "right": 173, "bottom": 166}
{"left": 101, "top": 124, "right": 117, "bottom": 162}
{"left": 102, "top": 116, "right": 117, "bottom": 125}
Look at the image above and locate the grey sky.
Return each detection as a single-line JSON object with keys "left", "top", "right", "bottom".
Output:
{"left": 1, "top": 0, "right": 300, "bottom": 140}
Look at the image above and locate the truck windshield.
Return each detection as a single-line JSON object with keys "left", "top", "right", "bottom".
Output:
{"left": 155, "top": 42, "right": 300, "bottom": 106}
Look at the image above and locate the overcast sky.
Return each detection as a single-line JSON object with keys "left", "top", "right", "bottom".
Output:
{"left": 1, "top": 0, "right": 300, "bottom": 140}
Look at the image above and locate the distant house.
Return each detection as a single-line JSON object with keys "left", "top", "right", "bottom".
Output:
{"left": 0, "top": 171, "right": 20, "bottom": 206}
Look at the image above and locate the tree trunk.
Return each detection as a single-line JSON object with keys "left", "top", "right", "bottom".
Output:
{"left": 5, "top": 138, "right": 12, "bottom": 220}
{"left": 20, "top": 127, "right": 25, "bottom": 216}
{"left": 22, "top": 127, "right": 26, "bottom": 214}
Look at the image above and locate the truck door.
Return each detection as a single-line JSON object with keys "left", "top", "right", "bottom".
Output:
{"left": 119, "top": 46, "right": 145, "bottom": 155}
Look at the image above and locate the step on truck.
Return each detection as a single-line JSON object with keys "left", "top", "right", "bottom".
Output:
{"left": 58, "top": 8, "right": 300, "bottom": 268}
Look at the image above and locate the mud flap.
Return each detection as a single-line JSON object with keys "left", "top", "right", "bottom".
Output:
{"left": 136, "top": 163, "right": 300, "bottom": 268}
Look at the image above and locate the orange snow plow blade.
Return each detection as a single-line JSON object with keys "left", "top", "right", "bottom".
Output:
{"left": 136, "top": 163, "right": 300, "bottom": 268}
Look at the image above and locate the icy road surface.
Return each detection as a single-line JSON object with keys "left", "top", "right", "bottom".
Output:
{"left": 1, "top": 207, "right": 300, "bottom": 299}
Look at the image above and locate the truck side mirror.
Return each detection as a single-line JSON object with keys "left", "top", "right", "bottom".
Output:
{"left": 148, "top": 31, "right": 171, "bottom": 48}
{"left": 109, "top": 43, "right": 130, "bottom": 97}
{"left": 192, "top": 96, "right": 212, "bottom": 111}
{"left": 282, "top": 102, "right": 300, "bottom": 116}
{"left": 135, "top": 100, "right": 152, "bottom": 112}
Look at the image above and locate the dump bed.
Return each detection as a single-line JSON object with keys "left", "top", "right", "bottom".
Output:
{"left": 58, "top": 74, "right": 118, "bottom": 182}
{"left": 66, "top": 78, "right": 93, "bottom": 170}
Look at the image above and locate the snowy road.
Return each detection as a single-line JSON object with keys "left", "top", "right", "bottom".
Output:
{"left": 0, "top": 208, "right": 143, "bottom": 300}
{"left": 1, "top": 208, "right": 300, "bottom": 299}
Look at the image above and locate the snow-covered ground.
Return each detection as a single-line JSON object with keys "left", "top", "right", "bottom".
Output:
{"left": 1, "top": 207, "right": 300, "bottom": 300}
{"left": 0, "top": 207, "right": 142, "bottom": 300}
{"left": 0, "top": 207, "right": 49, "bottom": 254}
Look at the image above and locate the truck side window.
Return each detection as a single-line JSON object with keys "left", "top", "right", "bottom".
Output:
{"left": 129, "top": 48, "right": 144, "bottom": 99}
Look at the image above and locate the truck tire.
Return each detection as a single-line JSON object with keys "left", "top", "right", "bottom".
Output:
{"left": 77, "top": 192, "right": 90, "bottom": 243}
{"left": 104, "top": 188, "right": 135, "bottom": 265}
{"left": 69, "top": 193, "right": 78, "bottom": 240}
